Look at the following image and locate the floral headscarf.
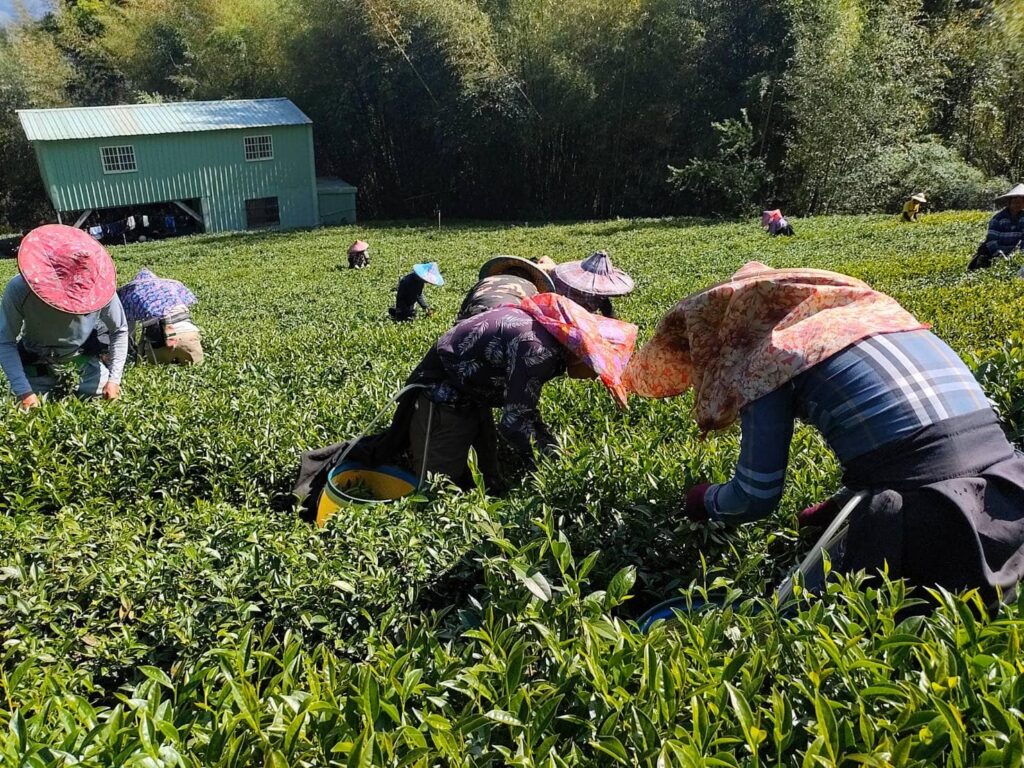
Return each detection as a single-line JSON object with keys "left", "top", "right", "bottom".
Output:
{"left": 623, "top": 262, "right": 928, "bottom": 431}
{"left": 517, "top": 293, "right": 638, "bottom": 408}
{"left": 118, "top": 268, "right": 198, "bottom": 323}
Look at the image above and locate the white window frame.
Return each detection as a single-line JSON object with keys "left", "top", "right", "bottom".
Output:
{"left": 244, "top": 135, "right": 274, "bottom": 162}
{"left": 100, "top": 145, "right": 137, "bottom": 174}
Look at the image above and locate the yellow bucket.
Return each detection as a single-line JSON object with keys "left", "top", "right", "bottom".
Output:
{"left": 315, "top": 462, "right": 419, "bottom": 528}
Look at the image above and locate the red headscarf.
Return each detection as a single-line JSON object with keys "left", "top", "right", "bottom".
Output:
{"left": 517, "top": 293, "right": 638, "bottom": 408}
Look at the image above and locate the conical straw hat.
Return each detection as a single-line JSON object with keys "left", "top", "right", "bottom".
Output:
{"left": 995, "top": 184, "right": 1024, "bottom": 204}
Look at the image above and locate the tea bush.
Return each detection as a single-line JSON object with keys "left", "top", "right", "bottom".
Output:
{"left": 2, "top": 212, "right": 1024, "bottom": 766}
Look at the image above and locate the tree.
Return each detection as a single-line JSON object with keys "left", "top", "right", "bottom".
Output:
{"left": 781, "top": 0, "right": 936, "bottom": 213}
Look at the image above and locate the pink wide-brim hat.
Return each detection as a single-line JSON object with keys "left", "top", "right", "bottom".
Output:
{"left": 554, "top": 250, "right": 635, "bottom": 297}
{"left": 18, "top": 224, "right": 116, "bottom": 314}
{"left": 349, "top": 239, "right": 369, "bottom": 254}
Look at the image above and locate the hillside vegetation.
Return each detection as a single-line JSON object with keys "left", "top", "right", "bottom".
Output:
{"left": 2, "top": 0, "right": 1022, "bottom": 225}
{"left": 2, "top": 213, "right": 1024, "bottom": 766}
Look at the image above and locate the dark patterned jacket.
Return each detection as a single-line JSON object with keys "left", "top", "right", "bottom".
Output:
{"left": 412, "top": 306, "right": 566, "bottom": 456}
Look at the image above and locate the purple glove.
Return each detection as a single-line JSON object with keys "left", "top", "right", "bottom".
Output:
{"left": 797, "top": 497, "right": 839, "bottom": 528}
{"left": 683, "top": 483, "right": 712, "bottom": 523}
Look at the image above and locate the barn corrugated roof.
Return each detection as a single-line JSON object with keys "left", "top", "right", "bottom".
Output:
{"left": 17, "top": 98, "right": 311, "bottom": 142}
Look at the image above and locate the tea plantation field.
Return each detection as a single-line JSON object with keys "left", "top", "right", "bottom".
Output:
{"left": 2, "top": 212, "right": 1024, "bottom": 766}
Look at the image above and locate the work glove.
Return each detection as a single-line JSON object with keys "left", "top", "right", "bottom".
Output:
{"left": 682, "top": 483, "right": 712, "bottom": 523}
{"left": 18, "top": 393, "right": 40, "bottom": 411}
{"left": 797, "top": 489, "right": 855, "bottom": 529}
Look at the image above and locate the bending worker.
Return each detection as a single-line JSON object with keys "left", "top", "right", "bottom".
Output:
{"left": 118, "top": 268, "right": 203, "bottom": 365}
{"left": 762, "top": 209, "right": 796, "bottom": 236}
{"left": 553, "top": 250, "right": 634, "bottom": 318}
{"left": 625, "top": 262, "right": 1024, "bottom": 607}
{"left": 389, "top": 262, "right": 443, "bottom": 321}
{"left": 901, "top": 193, "right": 927, "bottom": 222}
{"left": 408, "top": 293, "right": 636, "bottom": 491}
{"left": 348, "top": 240, "right": 370, "bottom": 269}
{"left": 457, "top": 255, "right": 556, "bottom": 321}
{"left": 0, "top": 224, "right": 128, "bottom": 408}
{"left": 969, "top": 183, "right": 1024, "bottom": 270}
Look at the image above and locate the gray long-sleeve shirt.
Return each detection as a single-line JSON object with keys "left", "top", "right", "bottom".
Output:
{"left": 0, "top": 274, "right": 129, "bottom": 397}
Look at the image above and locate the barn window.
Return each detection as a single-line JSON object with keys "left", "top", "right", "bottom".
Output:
{"left": 100, "top": 145, "right": 137, "bottom": 173}
{"left": 245, "top": 196, "right": 280, "bottom": 228}
{"left": 244, "top": 135, "right": 274, "bottom": 161}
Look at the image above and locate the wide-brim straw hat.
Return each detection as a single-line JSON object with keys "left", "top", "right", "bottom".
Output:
{"left": 478, "top": 255, "right": 556, "bottom": 293}
{"left": 413, "top": 262, "right": 444, "bottom": 286}
{"left": 18, "top": 224, "right": 116, "bottom": 314}
{"left": 995, "top": 184, "right": 1024, "bottom": 204}
{"left": 554, "top": 250, "right": 635, "bottom": 297}
{"left": 348, "top": 239, "right": 369, "bottom": 254}
{"left": 910, "top": 193, "right": 927, "bottom": 203}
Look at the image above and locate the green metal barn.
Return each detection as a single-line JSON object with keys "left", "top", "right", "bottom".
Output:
{"left": 18, "top": 98, "right": 357, "bottom": 235}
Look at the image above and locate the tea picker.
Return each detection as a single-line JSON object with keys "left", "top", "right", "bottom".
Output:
{"left": 626, "top": 262, "right": 1024, "bottom": 617}
{"left": 901, "top": 193, "right": 927, "bottom": 223}
{"left": 457, "top": 255, "right": 556, "bottom": 321}
{"left": 389, "top": 262, "right": 444, "bottom": 321}
{"left": 761, "top": 208, "right": 795, "bottom": 236}
{"left": 404, "top": 293, "right": 636, "bottom": 492}
{"left": 118, "top": 269, "right": 203, "bottom": 365}
{"left": 296, "top": 294, "right": 637, "bottom": 523}
{"left": 348, "top": 239, "right": 370, "bottom": 269}
{"left": 967, "top": 183, "right": 1024, "bottom": 270}
{"left": 0, "top": 224, "right": 128, "bottom": 408}
{"left": 552, "top": 251, "right": 634, "bottom": 319}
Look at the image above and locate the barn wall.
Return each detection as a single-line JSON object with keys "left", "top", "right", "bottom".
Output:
{"left": 33, "top": 125, "right": 319, "bottom": 232}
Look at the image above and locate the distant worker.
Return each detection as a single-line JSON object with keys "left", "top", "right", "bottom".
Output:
{"left": 968, "top": 184, "right": 1024, "bottom": 271}
{"left": 553, "top": 250, "right": 634, "bottom": 319}
{"left": 118, "top": 269, "right": 203, "bottom": 365}
{"left": 0, "top": 224, "right": 128, "bottom": 409}
{"left": 348, "top": 240, "right": 370, "bottom": 269}
{"left": 902, "top": 193, "right": 927, "bottom": 222}
{"left": 389, "top": 262, "right": 443, "bottom": 322}
{"left": 457, "top": 255, "right": 556, "bottom": 321}
{"left": 761, "top": 209, "right": 796, "bottom": 236}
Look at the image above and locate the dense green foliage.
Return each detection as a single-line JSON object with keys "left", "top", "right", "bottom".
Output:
{"left": 2, "top": 213, "right": 1024, "bottom": 765}
{"left": 1, "top": 0, "right": 1022, "bottom": 227}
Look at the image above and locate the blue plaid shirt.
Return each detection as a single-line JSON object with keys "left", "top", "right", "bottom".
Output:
{"left": 706, "top": 330, "right": 991, "bottom": 522}
{"left": 984, "top": 208, "right": 1024, "bottom": 256}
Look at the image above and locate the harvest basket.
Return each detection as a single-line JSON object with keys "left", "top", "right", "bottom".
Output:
{"left": 316, "top": 461, "right": 419, "bottom": 528}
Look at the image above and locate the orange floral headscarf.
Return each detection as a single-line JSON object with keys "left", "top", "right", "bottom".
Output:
{"left": 518, "top": 293, "right": 638, "bottom": 409}
{"left": 623, "top": 262, "right": 928, "bottom": 431}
